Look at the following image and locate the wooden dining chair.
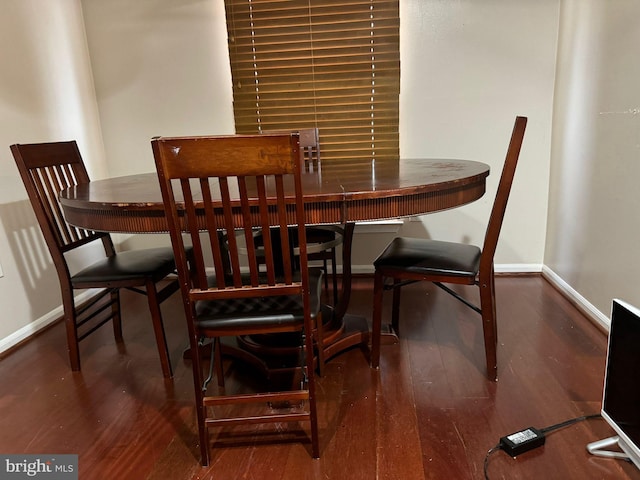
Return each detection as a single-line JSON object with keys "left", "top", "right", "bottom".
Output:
{"left": 261, "top": 128, "right": 343, "bottom": 306}
{"left": 11, "top": 141, "right": 182, "bottom": 378}
{"left": 370, "top": 116, "right": 527, "bottom": 381}
{"left": 152, "top": 132, "right": 322, "bottom": 465}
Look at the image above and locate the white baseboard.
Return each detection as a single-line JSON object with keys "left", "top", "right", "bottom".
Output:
{"left": 495, "top": 263, "right": 543, "bottom": 274}
{"left": 349, "top": 263, "right": 543, "bottom": 275}
{"left": 541, "top": 266, "right": 610, "bottom": 331}
{"left": 0, "top": 290, "right": 97, "bottom": 355}
{"left": 353, "top": 219, "right": 404, "bottom": 233}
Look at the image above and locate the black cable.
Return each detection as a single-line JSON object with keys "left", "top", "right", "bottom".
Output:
{"left": 483, "top": 413, "right": 602, "bottom": 480}
{"left": 539, "top": 413, "right": 601, "bottom": 434}
{"left": 484, "top": 443, "right": 502, "bottom": 480}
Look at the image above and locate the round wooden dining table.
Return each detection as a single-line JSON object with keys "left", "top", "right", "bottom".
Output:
{"left": 60, "top": 158, "right": 490, "bottom": 369}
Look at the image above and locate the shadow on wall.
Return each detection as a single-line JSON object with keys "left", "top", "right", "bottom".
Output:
{"left": 0, "top": 199, "right": 61, "bottom": 320}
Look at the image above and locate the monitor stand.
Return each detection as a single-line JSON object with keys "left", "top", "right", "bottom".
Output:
{"left": 587, "top": 436, "right": 631, "bottom": 461}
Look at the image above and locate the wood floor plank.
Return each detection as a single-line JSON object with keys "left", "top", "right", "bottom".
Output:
{"left": 376, "top": 339, "right": 425, "bottom": 480}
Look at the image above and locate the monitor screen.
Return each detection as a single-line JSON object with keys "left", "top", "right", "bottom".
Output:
{"left": 594, "top": 299, "right": 640, "bottom": 468}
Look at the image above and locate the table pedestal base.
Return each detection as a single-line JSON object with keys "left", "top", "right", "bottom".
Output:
{"left": 217, "top": 311, "right": 398, "bottom": 379}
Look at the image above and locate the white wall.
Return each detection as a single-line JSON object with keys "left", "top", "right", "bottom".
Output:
{"left": 0, "top": 0, "right": 106, "bottom": 347}
{"left": 81, "top": 0, "right": 235, "bottom": 179}
{"left": 545, "top": 0, "right": 640, "bottom": 326}
{"left": 396, "top": 0, "right": 558, "bottom": 270}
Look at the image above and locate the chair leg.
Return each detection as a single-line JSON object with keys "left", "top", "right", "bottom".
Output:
{"left": 214, "top": 338, "right": 225, "bottom": 388}
{"left": 302, "top": 328, "right": 320, "bottom": 458}
{"left": 190, "top": 335, "right": 210, "bottom": 466}
{"left": 315, "top": 312, "right": 325, "bottom": 377}
{"left": 145, "top": 280, "right": 173, "bottom": 378}
{"left": 330, "top": 247, "right": 338, "bottom": 306}
{"left": 322, "top": 258, "right": 330, "bottom": 298}
{"left": 391, "top": 278, "right": 402, "bottom": 336}
{"left": 62, "top": 291, "right": 81, "bottom": 372}
{"left": 478, "top": 270, "right": 498, "bottom": 382}
{"left": 491, "top": 270, "right": 498, "bottom": 343}
{"left": 111, "top": 289, "right": 123, "bottom": 342}
{"left": 371, "top": 269, "right": 384, "bottom": 368}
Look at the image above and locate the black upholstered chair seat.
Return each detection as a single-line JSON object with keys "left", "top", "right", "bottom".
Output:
{"left": 195, "top": 269, "right": 323, "bottom": 331}
{"left": 71, "top": 247, "right": 178, "bottom": 286}
{"left": 374, "top": 237, "right": 481, "bottom": 279}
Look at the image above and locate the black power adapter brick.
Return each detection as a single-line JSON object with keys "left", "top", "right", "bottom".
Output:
{"left": 499, "top": 427, "right": 546, "bottom": 457}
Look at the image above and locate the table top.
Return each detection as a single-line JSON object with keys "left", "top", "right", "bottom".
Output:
{"left": 59, "top": 158, "right": 490, "bottom": 233}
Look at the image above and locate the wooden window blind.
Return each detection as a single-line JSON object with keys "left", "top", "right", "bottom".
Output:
{"left": 224, "top": 0, "right": 400, "bottom": 164}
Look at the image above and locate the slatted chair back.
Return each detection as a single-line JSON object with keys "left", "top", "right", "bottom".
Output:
{"left": 261, "top": 127, "right": 341, "bottom": 307}
{"left": 153, "top": 133, "right": 309, "bottom": 311}
{"left": 11, "top": 142, "right": 115, "bottom": 271}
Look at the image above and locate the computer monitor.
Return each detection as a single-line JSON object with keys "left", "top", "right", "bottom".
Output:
{"left": 587, "top": 299, "right": 640, "bottom": 470}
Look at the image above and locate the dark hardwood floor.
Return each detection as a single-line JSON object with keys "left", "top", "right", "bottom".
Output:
{"left": 1, "top": 275, "right": 639, "bottom": 479}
